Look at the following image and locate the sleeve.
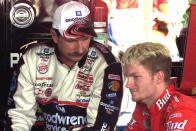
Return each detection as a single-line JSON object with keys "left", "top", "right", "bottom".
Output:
{"left": 6, "top": 55, "right": 37, "bottom": 131}
{"left": 82, "top": 62, "right": 123, "bottom": 131}
{"left": 165, "top": 109, "right": 196, "bottom": 130}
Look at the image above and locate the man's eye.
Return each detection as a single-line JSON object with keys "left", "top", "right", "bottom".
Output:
{"left": 81, "top": 37, "right": 90, "bottom": 40}
{"left": 66, "top": 39, "right": 76, "bottom": 42}
{"left": 134, "top": 76, "right": 140, "bottom": 79}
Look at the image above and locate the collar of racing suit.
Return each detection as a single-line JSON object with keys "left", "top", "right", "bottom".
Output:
{"left": 149, "top": 82, "right": 176, "bottom": 115}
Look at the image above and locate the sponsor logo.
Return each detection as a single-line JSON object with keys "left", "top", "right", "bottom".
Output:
{"left": 87, "top": 55, "right": 98, "bottom": 61}
{"left": 76, "top": 91, "right": 91, "bottom": 98}
{"left": 43, "top": 113, "right": 87, "bottom": 128}
{"left": 156, "top": 89, "right": 171, "bottom": 110}
{"left": 108, "top": 81, "right": 120, "bottom": 91}
{"left": 75, "top": 83, "right": 89, "bottom": 91}
{"left": 80, "top": 91, "right": 86, "bottom": 95}
{"left": 36, "top": 77, "right": 52, "bottom": 80}
{"left": 35, "top": 88, "right": 44, "bottom": 95}
{"left": 46, "top": 123, "right": 67, "bottom": 131}
{"left": 87, "top": 50, "right": 97, "bottom": 62}
{"left": 168, "top": 113, "right": 182, "bottom": 119}
{"left": 165, "top": 120, "right": 188, "bottom": 130}
{"left": 45, "top": 88, "right": 52, "bottom": 97}
{"left": 9, "top": 3, "right": 35, "bottom": 28}
{"left": 56, "top": 105, "right": 66, "bottom": 114}
{"left": 76, "top": 99, "right": 89, "bottom": 103}
{"left": 91, "top": 51, "right": 96, "bottom": 56}
{"left": 75, "top": 71, "right": 93, "bottom": 91}
{"left": 142, "top": 119, "right": 151, "bottom": 130}
{"left": 77, "top": 72, "right": 93, "bottom": 82}
{"left": 173, "top": 95, "right": 179, "bottom": 102}
{"left": 36, "top": 52, "right": 54, "bottom": 59}
{"left": 142, "top": 111, "right": 149, "bottom": 116}
{"left": 106, "top": 93, "right": 118, "bottom": 100}
{"left": 82, "top": 64, "right": 92, "bottom": 72}
{"left": 34, "top": 82, "right": 53, "bottom": 88}
{"left": 41, "top": 58, "right": 48, "bottom": 62}
{"left": 82, "top": 57, "right": 97, "bottom": 72}
{"left": 101, "top": 122, "right": 110, "bottom": 131}
{"left": 106, "top": 110, "right": 112, "bottom": 115}
{"left": 36, "top": 115, "right": 44, "bottom": 122}
{"left": 108, "top": 74, "right": 121, "bottom": 80}
{"left": 100, "top": 102, "right": 119, "bottom": 112}
{"left": 37, "top": 63, "right": 48, "bottom": 74}
{"left": 76, "top": 11, "right": 82, "bottom": 16}
{"left": 128, "top": 119, "right": 137, "bottom": 127}
{"left": 44, "top": 48, "right": 49, "bottom": 53}
{"left": 167, "top": 103, "right": 173, "bottom": 112}
{"left": 109, "top": 100, "right": 114, "bottom": 105}
{"left": 65, "top": 16, "right": 89, "bottom": 25}
{"left": 81, "top": 51, "right": 97, "bottom": 72}
{"left": 86, "top": 60, "right": 92, "bottom": 65}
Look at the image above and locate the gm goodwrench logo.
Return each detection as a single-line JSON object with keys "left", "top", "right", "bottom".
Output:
{"left": 10, "top": 2, "right": 35, "bottom": 28}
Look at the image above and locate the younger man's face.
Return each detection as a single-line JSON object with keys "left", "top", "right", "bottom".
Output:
{"left": 124, "top": 62, "right": 157, "bottom": 104}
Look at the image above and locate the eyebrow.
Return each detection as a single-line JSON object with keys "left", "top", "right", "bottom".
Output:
{"left": 125, "top": 72, "right": 138, "bottom": 76}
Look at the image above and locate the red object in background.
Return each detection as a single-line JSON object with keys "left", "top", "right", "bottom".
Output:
{"left": 153, "top": 0, "right": 168, "bottom": 12}
{"left": 93, "top": 0, "right": 108, "bottom": 33}
{"left": 179, "top": 4, "right": 196, "bottom": 95}
{"left": 116, "top": 0, "right": 138, "bottom": 9}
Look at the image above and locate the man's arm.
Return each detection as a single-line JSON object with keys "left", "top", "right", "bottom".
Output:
{"left": 82, "top": 62, "right": 123, "bottom": 131}
{"left": 6, "top": 55, "right": 37, "bottom": 131}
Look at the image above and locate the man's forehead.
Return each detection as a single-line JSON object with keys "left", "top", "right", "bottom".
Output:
{"left": 124, "top": 63, "right": 147, "bottom": 74}
{"left": 124, "top": 64, "right": 139, "bottom": 75}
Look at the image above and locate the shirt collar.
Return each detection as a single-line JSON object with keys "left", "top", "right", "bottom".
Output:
{"left": 149, "top": 83, "right": 176, "bottom": 115}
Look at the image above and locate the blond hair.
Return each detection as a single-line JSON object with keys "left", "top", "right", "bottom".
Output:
{"left": 121, "top": 42, "right": 172, "bottom": 84}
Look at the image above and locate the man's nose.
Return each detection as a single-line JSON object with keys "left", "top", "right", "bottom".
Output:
{"left": 76, "top": 40, "right": 85, "bottom": 53}
{"left": 126, "top": 77, "right": 134, "bottom": 89}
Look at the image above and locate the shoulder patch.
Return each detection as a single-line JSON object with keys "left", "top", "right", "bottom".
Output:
{"left": 22, "top": 40, "right": 55, "bottom": 55}
{"left": 91, "top": 41, "right": 116, "bottom": 65}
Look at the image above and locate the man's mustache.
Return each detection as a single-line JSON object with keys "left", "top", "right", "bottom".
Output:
{"left": 70, "top": 52, "right": 85, "bottom": 57}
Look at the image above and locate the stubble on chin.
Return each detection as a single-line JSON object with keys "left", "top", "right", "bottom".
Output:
{"left": 131, "top": 93, "right": 142, "bottom": 103}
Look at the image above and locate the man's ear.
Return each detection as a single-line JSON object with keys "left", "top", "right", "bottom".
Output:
{"left": 50, "top": 29, "right": 58, "bottom": 44}
{"left": 154, "top": 71, "right": 165, "bottom": 84}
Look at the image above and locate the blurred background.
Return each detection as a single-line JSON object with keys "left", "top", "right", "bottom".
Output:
{"left": 0, "top": 0, "right": 193, "bottom": 130}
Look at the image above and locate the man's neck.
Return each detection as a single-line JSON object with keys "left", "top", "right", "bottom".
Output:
{"left": 55, "top": 48, "right": 76, "bottom": 69}
{"left": 58, "top": 56, "right": 76, "bottom": 69}
{"left": 145, "top": 83, "right": 168, "bottom": 109}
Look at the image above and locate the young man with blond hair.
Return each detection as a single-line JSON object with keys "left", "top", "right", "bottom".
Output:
{"left": 122, "top": 42, "right": 196, "bottom": 130}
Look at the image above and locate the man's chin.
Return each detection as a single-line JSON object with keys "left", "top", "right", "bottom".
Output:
{"left": 72, "top": 56, "right": 84, "bottom": 61}
{"left": 132, "top": 98, "right": 137, "bottom": 102}
{"left": 131, "top": 95, "right": 139, "bottom": 102}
